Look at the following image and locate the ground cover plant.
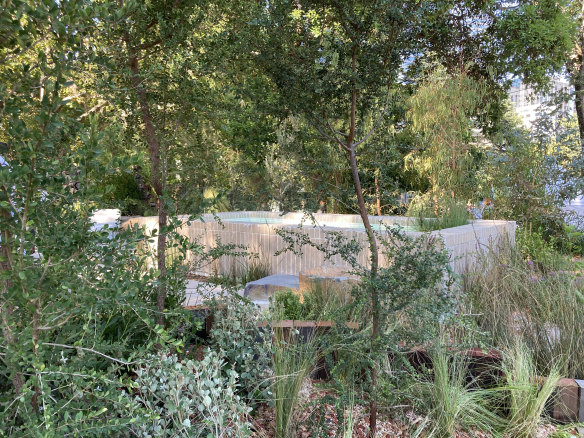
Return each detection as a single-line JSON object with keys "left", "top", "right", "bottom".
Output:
{"left": 125, "top": 351, "right": 252, "bottom": 437}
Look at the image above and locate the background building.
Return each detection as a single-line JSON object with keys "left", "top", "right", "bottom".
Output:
{"left": 508, "top": 79, "right": 573, "bottom": 127}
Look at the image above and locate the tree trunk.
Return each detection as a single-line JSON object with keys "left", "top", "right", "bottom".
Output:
{"left": 374, "top": 170, "right": 381, "bottom": 216}
{"left": 123, "top": 30, "right": 167, "bottom": 326}
{"left": 348, "top": 44, "right": 380, "bottom": 438}
{"left": 0, "top": 202, "right": 23, "bottom": 396}
{"left": 348, "top": 149, "right": 379, "bottom": 437}
{"left": 571, "top": 6, "right": 584, "bottom": 147}
{"left": 575, "top": 68, "right": 584, "bottom": 143}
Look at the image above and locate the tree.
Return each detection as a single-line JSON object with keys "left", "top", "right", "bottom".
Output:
{"left": 255, "top": 1, "right": 440, "bottom": 432}
{"left": 0, "top": 2, "right": 188, "bottom": 431}
{"left": 252, "top": 0, "right": 578, "bottom": 432}
{"left": 93, "top": 0, "right": 214, "bottom": 324}
{"left": 407, "top": 66, "right": 487, "bottom": 206}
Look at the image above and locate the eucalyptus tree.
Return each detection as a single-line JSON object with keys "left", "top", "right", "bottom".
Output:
{"left": 407, "top": 67, "right": 487, "bottom": 206}
{"left": 255, "top": 1, "right": 432, "bottom": 433}
{"left": 409, "top": 0, "right": 574, "bottom": 134}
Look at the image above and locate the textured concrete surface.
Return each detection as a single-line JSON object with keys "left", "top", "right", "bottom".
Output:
{"left": 298, "top": 266, "right": 358, "bottom": 296}
{"left": 123, "top": 212, "right": 516, "bottom": 277}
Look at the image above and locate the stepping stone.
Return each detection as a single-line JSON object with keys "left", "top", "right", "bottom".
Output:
{"left": 243, "top": 275, "right": 299, "bottom": 301}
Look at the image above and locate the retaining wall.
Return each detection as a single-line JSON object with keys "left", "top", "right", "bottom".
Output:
{"left": 121, "top": 211, "right": 516, "bottom": 276}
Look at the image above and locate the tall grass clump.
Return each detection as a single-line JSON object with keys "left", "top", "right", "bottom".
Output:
{"left": 302, "top": 281, "right": 355, "bottom": 321}
{"left": 502, "top": 342, "right": 560, "bottom": 438}
{"left": 272, "top": 328, "right": 319, "bottom": 438}
{"left": 411, "top": 348, "right": 503, "bottom": 438}
{"left": 407, "top": 198, "right": 469, "bottom": 231}
{"left": 240, "top": 252, "right": 271, "bottom": 284}
{"left": 465, "top": 236, "right": 584, "bottom": 377}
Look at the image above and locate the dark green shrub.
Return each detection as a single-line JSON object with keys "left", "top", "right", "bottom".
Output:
{"left": 104, "top": 172, "right": 147, "bottom": 216}
{"left": 270, "top": 289, "right": 305, "bottom": 320}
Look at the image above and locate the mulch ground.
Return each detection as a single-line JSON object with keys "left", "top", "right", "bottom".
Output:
{"left": 249, "top": 380, "right": 561, "bottom": 438}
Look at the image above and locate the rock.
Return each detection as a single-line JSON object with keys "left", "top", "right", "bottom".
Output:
{"left": 298, "top": 266, "right": 359, "bottom": 299}
{"left": 243, "top": 274, "right": 299, "bottom": 301}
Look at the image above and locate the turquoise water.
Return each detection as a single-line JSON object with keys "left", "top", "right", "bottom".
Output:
{"left": 221, "top": 216, "right": 417, "bottom": 232}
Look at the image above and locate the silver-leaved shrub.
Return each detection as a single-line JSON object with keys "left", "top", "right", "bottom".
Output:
{"left": 125, "top": 351, "right": 252, "bottom": 438}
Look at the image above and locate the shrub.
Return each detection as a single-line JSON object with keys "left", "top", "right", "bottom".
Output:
{"left": 104, "top": 172, "right": 147, "bottom": 216}
{"left": 208, "top": 294, "right": 271, "bottom": 408}
{"left": 561, "top": 223, "right": 584, "bottom": 256}
{"left": 271, "top": 289, "right": 305, "bottom": 320}
{"left": 126, "top": 351, "right": 251, "bottom": 437}
{"left": 483, "top": 114, "right": 584, "bottom": 248}
{"left": 516, "top": 227, "right": 572, "bottom": 271}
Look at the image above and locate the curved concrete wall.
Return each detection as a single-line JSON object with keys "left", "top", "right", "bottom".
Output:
{"left": 121, "top": 211, "right": 516, "bottom": 277}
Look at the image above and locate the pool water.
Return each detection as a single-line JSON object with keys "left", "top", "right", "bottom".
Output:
{"left": 222, "top": 216, "right": 417, "bottom": 232}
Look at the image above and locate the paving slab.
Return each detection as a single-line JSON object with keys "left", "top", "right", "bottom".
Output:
{"left": 184, "top": 280, "right": 243, "bottom": 307}
{"left": 183, "top": 280, "right": 273, "bottom": 308}
{"left": 243, "top": 274, "right": 299, "bottom": 301}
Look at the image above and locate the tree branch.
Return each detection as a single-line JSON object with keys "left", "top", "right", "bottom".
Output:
{"left": 43, "top": 343, "right": 139, "bottom": 366}
{"left": 353, "top": 92, "right": 391, "bottom": 147}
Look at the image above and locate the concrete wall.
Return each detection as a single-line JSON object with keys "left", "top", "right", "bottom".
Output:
{"left": 121, "top": 211, "right": 516, "bottom": 276}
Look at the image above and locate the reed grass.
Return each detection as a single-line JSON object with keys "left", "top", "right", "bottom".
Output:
{"left": 501, "top": 342, "right": 560, "bottom": 438}
{"left": 411, "top": 348, "right": 504, "bottom": 438}
{"left": 465, "top": 238, "right": 584, "bottom": 378}
{"left": 272, "top": 327, "right": 319, "bottom": 438}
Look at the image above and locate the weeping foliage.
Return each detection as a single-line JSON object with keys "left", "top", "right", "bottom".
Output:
{"left": 407, "top": 67, "right": 487, "bottom": 204}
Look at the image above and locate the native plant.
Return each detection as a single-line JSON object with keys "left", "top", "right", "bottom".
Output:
{"left": 207, "top": 293, "right": 272, "bottom": 408}
{"left": 275, "top": 224, "right": 455, "bottom": 434}
{"left": 484, "top": 113, "right": 584, "bottom": 243}
{"left": 503, "top": 342, "right": 560, "bottom": 438}
{"left": 407, "top": 67, "right": 487, "bottom": 206}
{"left": 465, "top": 239, "right": 584, "bottom": 377}
{"left": 0, "top": 3, "right": 206, "bottom": 432}
{"left": 411, "top": 349, "right": 504, "bottom": 438}
{"left": 126, "top": 351, "right": 252, "bottom": 438}
{"left": 407, "top": 198, "right": 469, "bottom": 231}
{"left": 272, "top": 327, "right": 319, "bottom": 438}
